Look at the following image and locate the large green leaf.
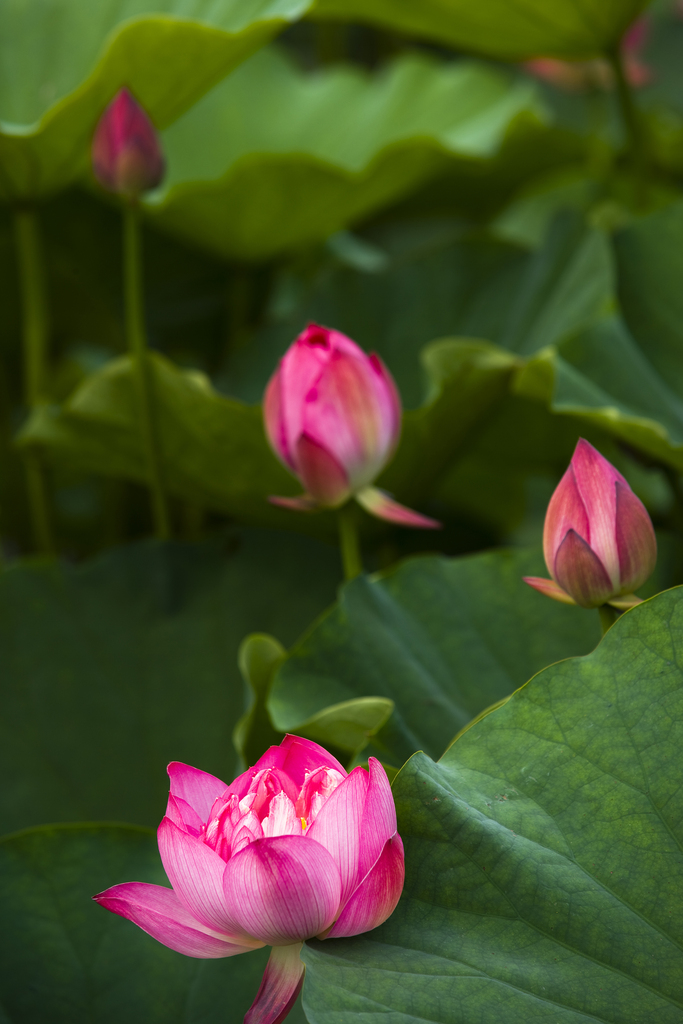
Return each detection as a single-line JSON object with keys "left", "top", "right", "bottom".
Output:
{"left": 310, "top": 0, "right": 651, "bottom": 62}
{"left": 509, "top": 200, "right": 683, "bottom": 474}
{"left": 0, "top": 531, "right": 339, "bottom": 835}
{"left": 227, "top": 212, "right": 610, "bottom": 409}
{"left": 0, "top": 823, "right": 305, "bottom": 1024}
{"left": 270, "top": 547, "right": 600, "bottom": 767}
{"left": 234, "top": 632, "right": 394, "bottom": 769}
{"left": 144, "top": 47, "right": 542, "bottom": 260}
{"left": 614, "top": 199, "right": 683, "bottom": 396}
{"left": 302, "top": 585, "right": 683, "bottom": 1024}
{"left": 0, "top": 0, "right": 309, "bottom": 200}
{"left": 513, "top": 315, "right": 683, "bottom": 471}
{"left": 20, "top": 211, "right": 660, "bottom": 538}
{"left": 18, "top": 339, "right": 516, "bottom": 535}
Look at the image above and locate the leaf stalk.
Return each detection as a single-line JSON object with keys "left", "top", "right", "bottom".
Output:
{"left": 14, "top": 205, "right": 54, "bottom": 555}
{"left": 338, "top": 503, "right": 363, "bottom": 581}
{"left": 123, "top": 202, "right": 170, "bottom": 540}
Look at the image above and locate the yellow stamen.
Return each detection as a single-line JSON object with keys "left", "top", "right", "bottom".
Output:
{"left": 301, "top": 817, "right": 307, "bottom": 831}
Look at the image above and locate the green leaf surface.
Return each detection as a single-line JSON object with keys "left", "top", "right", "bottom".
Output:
{"left": 144, "top": 47, "right": 542, "bottom": 260}
{"left": 229, "top": 212, "right": 609, "bottom": 409}
{"left": 302, "top": 586, "right": 683, "bottom": 1024}
{"left": 513, "top": 317, "right": 683, "bottom": 471}
{"left": 614, "top": 199, "right": 683, "bottom": 397}
{"left": 18, "top": 339, "right": 516, "bottom": 535}
{"left": 270, "top": 547, "right": 600, "bottom": 767}
{"left": 234, "top": 633, "right": 287, "bottom": 770}
{"left": 0, "top": 0, "right": 309, "bottom": 199}
{"left": 310, "top": 0, "right": 651, "bottom": 61}
{"left": 0, "top": 531, "right": 339, "bottom": 835}
{"left": 234, "top": 633, "right": 394, "bottom": 768}
{"left": 0, "top": 823, "right": 305, "bottom": 1024}
{"left": 509, "top": 200, "right": 683, "bottom": 474}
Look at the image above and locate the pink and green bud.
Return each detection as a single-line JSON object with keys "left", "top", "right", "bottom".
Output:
{"left": 264, "top": 324, "right": 439, "bottom": 528}
{"left": 524, "top": 438, "right": 657, "bottom": 610}
{"left": 91, "top": 88, "right": 165, "bottom": 198}
{"left": 94, "top": 735, "right": 404, "bottom": 1024}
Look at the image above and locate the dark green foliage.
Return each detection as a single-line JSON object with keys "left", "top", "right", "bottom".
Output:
{"left": 0, "top": 532, "right": 339, "bottom": 834}
{"left": 0, "top": 823, "right": 307, "bottom": 1024}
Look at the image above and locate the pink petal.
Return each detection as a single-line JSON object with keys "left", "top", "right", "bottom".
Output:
{"left": 93, "top": 882, "right": 260, "bottom": 958}
{"left": 622, "top": 16, "right": 648, "bottom": 55}
{"left": 306, "top": 758, "right": 396, "bottom": 906}
{"left": 268, "top": 494, "right": 319, "bottom": 512}
{"left": 295, "top": 433, "right": 351, "bottom": 507}
{"left": 299, "top": 324, "right": 365, "bottom": 359}
{"left": 278, "top": 326, "right": 334, "bottom": 463}
{"left": 165, "top": 794, "right": 203, "bottom": 835}
{"left": 264, "top": 366, "right": 295, "bottom": 471}
{"left": 543, "top": 461, "right": 590, "bottom": 581}
{"left": 223, "top": 836, "right": 342, "bottom": 945}
{"left": 295, "top": 766, "right": 345, "bottom": 823}
{"left": 356, "top": 486, "right": 441, "bottom": 529}
{"left": 262, "top": 792, "right": 303, "bottom": 838}
{"left": 301, "top": 350, "right": 396, "bottom": 490}
{"left": 92, "top": 88, "right": 164, "bottom": 196}
{"left": 232, "top": 814, "right": 265, "bottom": 855}
{"left": 357, "top": 758, "right": 398, "bottom": 881}
{"left": 369, "top": 353, "right": 402, "bottom": 456}
{"left": 157, "top": 817, "right": 246, "bottom": 938}
{"left": 305, "top": 767, "right": 368, "bottom": 905}
{"left": 554, "top": 528, "right": 615, "bottom": 609}
{"left": 245, "top": 943, "right": 305, "bottom": 1024}
{"left": 248, "top": 736, "right": 347, "bottom": 793}
{"left": 522, "top": 576, "right": 577, "bottom": 605}
{"left": 325, "top": 833, "right": 405, "bottom": 939}
{"left": 615, "top": 481, "right": 657, "bottom": 593}
{"left": 569, "top": 439, "right": 627, "bottom": 588}
{"left": 167, "top": 762, "right": 228, "bottom": 824}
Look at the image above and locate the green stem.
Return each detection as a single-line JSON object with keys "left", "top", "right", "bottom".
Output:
{"left": 123, "top": 203, "right": 170, "bottom": 540}
{"left": 598, "top": 604, "right": 619, "bottom": 636}
{"left": 14, "top": 206, "right": 54, "bottom": 555}
{"left": 608, "top": 45, "right": 647, "bottom": 206}
{"left": 338, "top": 503, "right": 363, "bottom": 581}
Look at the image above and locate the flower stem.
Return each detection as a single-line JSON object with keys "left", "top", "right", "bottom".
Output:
{"left": 338, "top": 503, "right": 363, "bottom": 581}
{"left": 608, "top": 45, "right": 648, "bottom": 207}
{"left": 123, "top": 202, "right": 170, "bottom": 540}
{"left": 14, "top": 206, "right": 54, "bottom": 555}
{"left": 598, "top": 604, "right": 619, "bottom": 635}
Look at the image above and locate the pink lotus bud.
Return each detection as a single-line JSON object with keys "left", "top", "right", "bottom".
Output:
{"left": 621, "top": 17, "right": 653, "bottom": 88}
{"left": 94, "top": 736, "right": 404, "bottom": 1024}
{"left": 524, "top": 439, "right": 656, "bottom": 609}
{"left": 91, "top": 88, "right": 165, "bottom": 198}
{"left": 264, "top": 323, "right": 439, "bottom": 528}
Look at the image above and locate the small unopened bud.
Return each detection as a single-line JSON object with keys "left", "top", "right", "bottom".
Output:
{"left": 524, "top": 439, "right": 657, "bottom": 609}
{"left": 91, "top": 88, "right": 165, "bottom": 198}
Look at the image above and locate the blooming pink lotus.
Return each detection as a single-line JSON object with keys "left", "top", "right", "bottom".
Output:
{"left": 94, "top": 736, "right": 404, "bottom": 1024}
{"left": 524, "top": 439, "right": 657, "bottom": 609}
{"left": 92, "top": 88, "right": 165, "bottom": 198}
{"left": 264, "top": 323, "right": 439, "bottom": 528}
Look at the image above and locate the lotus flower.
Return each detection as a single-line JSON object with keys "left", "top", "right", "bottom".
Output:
{"left": 94, "top": 735, "right": 404, "bottom": 1024}
{"left": 92, "top": 88, "right": 165, "bottom": 198}
{"left": 524, "top": 439, "right": 657, "bottom": 609}
{"left": 264, "top": 323, "right": 439, "bottom": 528}
{"left": 524, "top": 16, "right": 652, "bottom": 92}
